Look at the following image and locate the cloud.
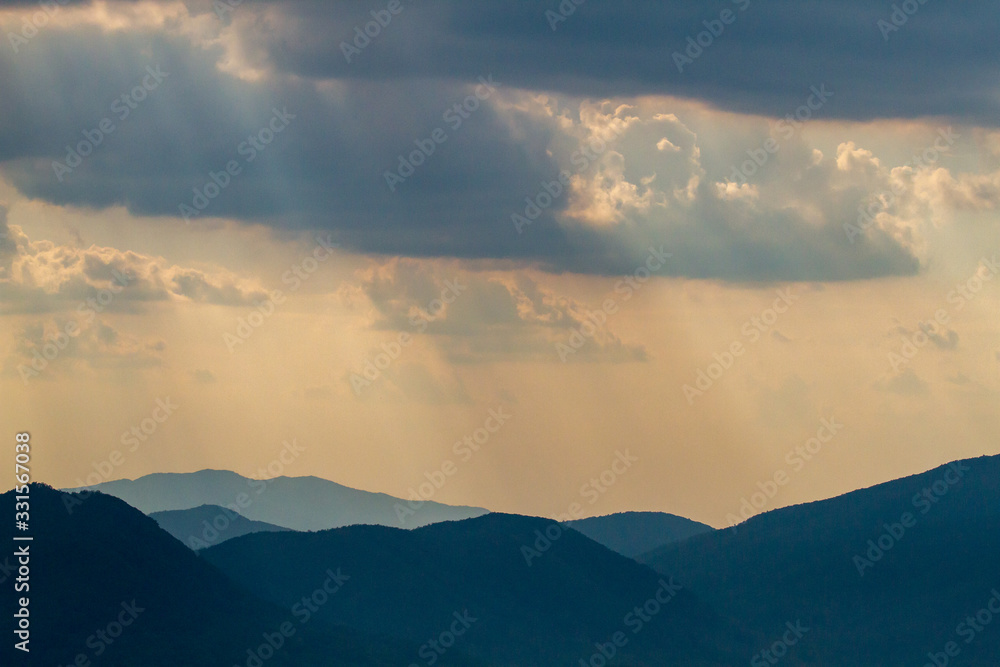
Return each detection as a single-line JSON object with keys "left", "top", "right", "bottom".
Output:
{"left": 0, "top": 222, "right": 269, "bottom": 313}
{"left": 213, "top": 0, "right": 1000, "bottom": 125}
{"left": 878, "top": 368, "right": 929, "bottom": 396}
{"left": 0, "top": 2, "right": 972, "bottom": 282}
{"left": 190, "top": 368, "right": 216, "bottom": 383}
{"left": 920, "top": 322, "right": 959, "bottom": 350}
{"left": 345, "top": 259, "right": 647, "bottom": 364}
{"left": 4, "top": 317, "right": 165, "bottom": 380}
{"left": 657, "top": 138, "right": 681, "bottom": 152}
{"left": 771, "top": 330, "right": 792, "bottom": 343}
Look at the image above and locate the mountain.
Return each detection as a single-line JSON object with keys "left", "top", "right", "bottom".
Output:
{"left": 10, "top": 455, "right": 998, "bottom": 666}
{"left": 567, "top": 511, "right": 714, "bottom": 558}
{"left": 640, "top": 455, "right": 1000, "bottom": 666}
{"left": 150, "top": 504, "right": 292, "bottom": 549}
{"left": 0, "top": 484, "right": 441, "bottom": 667}
{"left": 202, "top": 513, "right": 746, "bottom": 666}
{"left": 65, "top": 469, "right": 488, "bottom": 531}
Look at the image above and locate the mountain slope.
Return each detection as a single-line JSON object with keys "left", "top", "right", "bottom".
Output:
{"left": 66, "top": 469, "right": 488, "bottom": 530}
{"left": 203, "top": 513, "right": 747, "bottom": 666}
{"left": 640, "top": 455, "right": 1000, "bottom": 666}
{"left": 0, "top": 484, "right": 457, "bottom": 667}
{"left": 567, "top": 511, "right": 713, "bottom": 558}
{"left": 150, "top": 504, "right": 292, "bottom": 549}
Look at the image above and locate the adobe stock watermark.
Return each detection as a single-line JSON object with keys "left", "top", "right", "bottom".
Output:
{"left": 341, "top": 0, "right": 407, "bottom": 63}
{"left": 556, "top": 246, "right": 671, "bottom": 362}
{"left": 384, "top": 75, "right": 499, "bottom": 192}
{"left": 726, "top": 85, "right": 833, "bottom": 187}
{"left": 394, "top": 407, "right": 512, "bottom": 526}
{"left": 6, "top": 0, "right": 70, "bottom": 54}
{"left": 62, "top": 397, "right": 179, "bottom": 514}
{"left": 186, "top": 439, "right": 306, "bottom": 549}
{"left": 887, "top": 309, "right": 952, "bottom": 374}
{"left": 52, "top": 600, "right": 145, "bottom": 665}
{"left": 512, "top": 121, "right": 627, "bottom": 235}
{"left": 672, "top": 0, "right": 751, "bottom": 73}
{"left": 853, "top": 461, "right": 969, "bottom": 576}
{"left": 750, "top": 621, "right": 810, "bottom": 667}
{"left": 180, "top": 107, "right": 295, "bottom": 223}
{"left": 234, "top": 567, "right": 349, "bottom": 667}
{"left": 946, "top": 254, "right": 1000, "bottom": 312}
{"left": 886, "top": 253, "right": 998, "bottom": 374}
{"left": 844, "top": 127, "right": 958, "bottom": 244}
{"left": 521, "top": 449, "right": 639, "bottom": 566}
{"left": 408, "top": 610, "right": 478, "bottom": 667}
{"left": 51, "top": 65, "right": 169, "bottom": 182}
{"left": 921, "top": 589, "right": 1000, "bottom": 667}
{"left": 724, "top": 417, "right": 844, "bottom": 529}
{"left": 545, "top": 0, "right": 586, "bottom": 30}
{"left": 577, "top": 578, "right": 683, "bottom": 667}
{"left": 349, "top": 277, "right": 467, "bottom": 395}
{"left": 877, "top": 0, "right": 932, "bottom": 41}
{"left": 224, "top": 233, "right": 336, "bottom": 353}
{"left": 17, "top": 268, "right": 135, "bottom": 383}
{"left": 683, "top": 288, "right": 798, "bottom": 404}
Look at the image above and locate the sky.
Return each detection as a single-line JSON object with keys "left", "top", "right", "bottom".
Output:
{"left": 1, "top": 0, "right": 998, "bottom": 528}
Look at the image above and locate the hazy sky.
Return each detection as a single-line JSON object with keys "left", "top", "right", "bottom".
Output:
{"left": 1, "top": 0, "right": 998, "bottom": 527}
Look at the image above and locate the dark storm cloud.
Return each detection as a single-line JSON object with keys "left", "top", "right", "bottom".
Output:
{"left": 0, "top": 2, "right": 929, "bottom": 280}
{"left": 0, "top": 26, "right": 570, "bottom": 254}
{"left": 232, "top": 0, "right": 1000, "bottom": 125}
{"left": 4, "top": 0, "right": 996, "bottom": 122}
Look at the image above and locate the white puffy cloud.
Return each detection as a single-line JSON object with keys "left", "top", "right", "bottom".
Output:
{"left": 0, "top": 215, "right": 268, "bottom": 314}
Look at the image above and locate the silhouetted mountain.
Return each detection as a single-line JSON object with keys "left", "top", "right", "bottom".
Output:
{"left": 640, "top": 455, "right": 1000, "bottom": 666}
{"left": 14, "top": 456, "right": 998, "bottom": 665}
{"left": 65, "top": 469, "right": 488, "bottom": 530}
{"left": 567, "top": 511, "right": 713, "bottom": 558}
{"left": 0, "top": 484, "right": 464, "bottom": 667}
{"left": 203, "top": 513, "right": 745, "bottom": 666}
{"left": 150, "top": 504, "right": 292, "bottom": 549}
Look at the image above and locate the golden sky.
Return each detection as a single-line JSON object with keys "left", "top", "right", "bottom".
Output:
{"left": 1, "top": 0, "right": 998, "bottom": 527}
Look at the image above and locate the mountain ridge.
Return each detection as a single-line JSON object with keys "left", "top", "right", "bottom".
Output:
{"left": 63, "top": 468, "right": 490, "bottom": 531}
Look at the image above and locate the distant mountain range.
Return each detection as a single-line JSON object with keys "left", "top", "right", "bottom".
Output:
{"left": 151, "top": 503, "right": 712, "bottom": 555}
{"left": 0, "top": 484, "right": 444, "bottom": 667}
{"left": 200, "top": 512, "right": 738, "bottom": 666}
{"left": 150, "top": 504, "right": 292, "bottom": 548}
{"left": 640, "top": 455, "right": 1000, "bottom": 665}
{"left": 13, "top": 454, "right": 999, "bottom": 665}
{"left": 567, "top": 511, "right": 713, "bottom": 558}
{"left": 70, "top": 470, "right": 712, "bottom": 556}
{"left": 65, "top": 469, "right": 489, "bottom": 531}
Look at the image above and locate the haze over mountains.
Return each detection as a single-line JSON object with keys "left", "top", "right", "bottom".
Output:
{"left": 201, "top": 513, "right": 737, "bottom": 666}
{"left": 150, "top": 504, "right": 292, "bottom": 549}
{"left": 567, "top": 511, "right": 714, "bottom": 558}
{"left": 143, "top": 490, "right": 712, "bottom": 555}
{"left": 68, "top": 469, "right": 715, "bottom": 557}
{"left": 1, "top": 485, "right": 436, "bottom": 667}
{"left": 8, "top": 454, "right": 993, "bottom": 665}
{"left": 66, "top": 469, "right": 489, "bottom": 531}
{"left": 640, "top": 455, "right": 1000, "bottom": 665}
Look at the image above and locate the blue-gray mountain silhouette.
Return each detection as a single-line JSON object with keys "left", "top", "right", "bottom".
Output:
{"left": 12, "top": 454, "right": 1000, "bottom": 665}
{"left": 0, "top": 484, "right": 462, "bottom": 667}
{"left": 567, "top": 510, "right": 713, "bottom": 558}
{"left": 640, "top": 455, "right": 1000, "bottom": 665}
{"left": 65, "top": 469, "right": 488, "bottom": 530}
{"left": 201, "top": 513, "right": 739, "bottom": 665}
{"left": 150, "top": 504, "right": 292, "bottom": 549}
